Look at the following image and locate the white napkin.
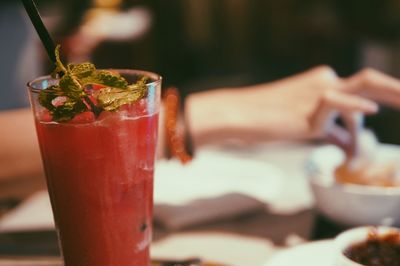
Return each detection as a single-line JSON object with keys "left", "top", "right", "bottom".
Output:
{"left": 0, "top": 191, "right": 54, "bottom": 232}
{"left": 154, "top": 150, "right": 284, "bottom": 206}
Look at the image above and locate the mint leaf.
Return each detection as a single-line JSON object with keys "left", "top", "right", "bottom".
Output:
{"left": 40, "top": 46, "right": 88, "bottom": 122}
{"left": 96, "top": 85, "right": 146, "bottom": 111}
{"left": 67, "top": 62, "right": 96, "bottom": 78}
{"left": 59, "top": 74, "right": 85, "bottom": 99}
{"left": 39, "top": 85, "right": 88, "bottom": 122}
{"left": 96, "top": 76, "right": 148, "bottom": 111}
{"left": 127, "top": 76, "right": 148, "bottom": 91}
{"left": 38, "top": 85, "right": 64, "bottom": 111}
{"left": 52, "top": 98, "right": 88, "bottom": 122}
{"left": 81, "top": 70, "right": 128, "bottom": 89}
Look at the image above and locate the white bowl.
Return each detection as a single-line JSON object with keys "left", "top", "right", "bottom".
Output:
{"left": 306, "top": 144, "right": 400, "bottom": 226}
{"left": 333, "top": 226, "right": 400, "bottom": 266}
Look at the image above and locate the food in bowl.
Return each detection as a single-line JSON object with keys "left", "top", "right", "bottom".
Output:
{"left": 343, "top": 228, "right": 400, "bottom": 266}
{"left": 334, "top": 227, "right": 400, "bottom": 266}
{"left": 307, "top": 144, "right": 400, "bottom": 226}
{"left": 335, "top": 161, "right": 399, "bottom": 187}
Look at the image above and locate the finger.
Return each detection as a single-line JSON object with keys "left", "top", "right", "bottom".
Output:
{"left": 341, "top": 68, "right": 400, "bottom": 108}
{"left": 323, "top": 114, "right": 366, "bottom": 160}
{"left": 325, "top": 124, "right": 351, "bottom": 152}
{"left": 309, "top": 90, "right": 378, "bottom": 136}
{"left": 341, "top": 112, "right": 364, "bottom": 159}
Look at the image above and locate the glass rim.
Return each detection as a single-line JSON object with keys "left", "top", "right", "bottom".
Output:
{"left": 27, "top": 69, "right": 162, "bottom": 93}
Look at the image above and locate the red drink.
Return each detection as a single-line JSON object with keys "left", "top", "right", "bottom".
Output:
{"left": 28, "top": 70, "right": 161, "bottom": 266}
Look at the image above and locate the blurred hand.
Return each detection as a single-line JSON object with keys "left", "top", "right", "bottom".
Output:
{"left": 186, "top": 66, "right": 400, "bottom": 155}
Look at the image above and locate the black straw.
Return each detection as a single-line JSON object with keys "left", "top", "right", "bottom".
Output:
{"left": 21, "top": 0, "right": 56, "bottom": 64}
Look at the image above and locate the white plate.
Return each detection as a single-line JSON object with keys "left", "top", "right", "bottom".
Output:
{"left": 152, "top": 232, "right": 276, "bottom": 266}
{"left": 265, "top": 240, "right": 334, "bottom": 266}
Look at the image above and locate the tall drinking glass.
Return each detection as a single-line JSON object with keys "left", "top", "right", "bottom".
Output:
{"left": 28, "top": 70, "right": 161, "bottom": 266}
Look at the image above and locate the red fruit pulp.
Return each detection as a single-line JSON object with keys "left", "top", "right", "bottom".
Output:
{"left": 35, "top": 108, "right": 158, "bottom": 266}
{"left": 69, "top": 111, "right": 95, "bottom": 124}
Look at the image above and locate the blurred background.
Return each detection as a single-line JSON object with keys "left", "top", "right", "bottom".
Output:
{"left": 2, "top": 0, "right": 400, "bottom": 143}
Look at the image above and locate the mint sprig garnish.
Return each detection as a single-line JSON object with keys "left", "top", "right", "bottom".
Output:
{"left": 39, "top": 45, "right": 148, "bottom": 122}
{"left": 95, "top": 76, "right": 148, "bottom": 111}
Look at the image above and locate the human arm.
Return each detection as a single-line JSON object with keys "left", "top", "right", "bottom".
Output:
{"left": 184, "top": 66, "right": 400, "bottom": 155}
{"left": 0, "top": 108, "right": 43, "bottom": 181}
